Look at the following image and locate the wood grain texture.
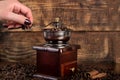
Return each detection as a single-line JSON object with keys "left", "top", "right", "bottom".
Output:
{"left": 0, "top": 31, "right": 120, "bottom": 63}
{"left": 0, "top": 0, "right": 120, "bottom": 63}
{"left": 0, "top": 0, "right": 119, "bottom": 31}
{"left": 23, "top": 0, "right": 120, "bottom": 31}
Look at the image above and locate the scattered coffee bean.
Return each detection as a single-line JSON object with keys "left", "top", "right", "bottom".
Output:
{"left": 0, "top": 62, "right": 120, "bottom": 80}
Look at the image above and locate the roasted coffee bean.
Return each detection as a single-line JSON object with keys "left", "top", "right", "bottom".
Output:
{"left": 0, "top": 63, "right": 38, "bottom": 80}
{"left": 0, "top": 62, "right": 120, "bottom": 80}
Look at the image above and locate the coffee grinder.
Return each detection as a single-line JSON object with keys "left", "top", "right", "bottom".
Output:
{"left": 33, "top": 18, "right": 80, "bottom": 79}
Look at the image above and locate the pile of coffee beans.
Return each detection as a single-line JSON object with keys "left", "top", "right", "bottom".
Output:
{"left": 64, "top": 68, "right": 120, "bottom": 80}
{"left": 44, "top": 21, "right": 69, "bottom": 32}
{"left": 0, "top": 62, "right": 38, "bottom": 80}
{"left": 65, "top": 62, "right": 120, "bottom": 80}
{"left": 49, "top": 27, "right": 68, "bottom": 32}
{"left": 0, "top": 62, "right": 120, "bottom": 80}
{"left": 44, "top": 25, "right": 69, "bottom": 32}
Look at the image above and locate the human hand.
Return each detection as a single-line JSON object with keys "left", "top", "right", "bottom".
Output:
{"left": 0, "top": 0, "right": 33, "bottom": 29}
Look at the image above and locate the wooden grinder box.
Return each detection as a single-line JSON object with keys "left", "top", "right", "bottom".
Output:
{"left": 33, "top": 44, "right": 80, "bottom": 79}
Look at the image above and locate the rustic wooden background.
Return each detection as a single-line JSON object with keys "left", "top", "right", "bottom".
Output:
{"left": 0, "top": 0, "right": 120, "bottom": 64}
{"left": 1, "top": 0, "right": 119, "bottom": 31}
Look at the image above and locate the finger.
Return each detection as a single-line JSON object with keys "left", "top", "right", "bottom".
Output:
{"left": 14, "top": 23, "right": 21, "bottom": 28}
{"left": 7, "top": 24, "right": 21, "bottom": 29}
{"left": 19, "top": 4, "right": 33, "bottom": 23}
{"left": 2, "top": 23, "right": 8, "bottom": 28}
{"left": 16, "top": 25, "right": 21, "bottom": 28}
{"left": 13, "top": 4, "right": 21, "bottom": 14}
{"left": 6, "top": 12, "right": 31, "bottom": 25}
{"left": 13, "top": 3, "right": 33, "bottom": 22}
{"left": 7, "top": 22, "right": 16, "bottom": 29}
{"left": 2, "top": 21, "right": 15, "bottom": 28}
{"left": 7, "top": 25, "right": 14, "bottom": 29}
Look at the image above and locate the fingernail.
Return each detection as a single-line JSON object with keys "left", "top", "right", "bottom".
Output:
{"left": 21, "top": 25, "right": 26, "bottom": 30}
{"left": 24, "top": 19, "right": 31, "bottom": 25}
{"left": 3, "top": 24, "right": 8, "bottom": 28}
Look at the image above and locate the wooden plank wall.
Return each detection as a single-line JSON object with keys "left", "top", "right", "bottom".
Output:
{"left": 0, "top": 31, "right": 120, "bottom": 64}
{"left": 0, "top": 0, "right": 120, "bottom": 64}
{"left": 20, "top": 0, "right": 119, "bottom": 31}
{"left": 1, "top": 0, "right": 118, "bottom": 31}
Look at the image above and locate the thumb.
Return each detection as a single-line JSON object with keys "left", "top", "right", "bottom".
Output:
{"left": 6, "top": 12, "right": 31, "bottom": 25}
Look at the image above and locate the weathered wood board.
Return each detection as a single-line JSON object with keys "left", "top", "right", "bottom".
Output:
{"left": 0, "top": 0, "right": 120, "bottom": 31}
{"left": 21, "top": 0, "right": 120, "bottom": 31}
{"left": 0, "top": 0, "right": 120, "bottom": 64}
{"left": 0, "top": 31, "right": 120, "bottom": 64}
